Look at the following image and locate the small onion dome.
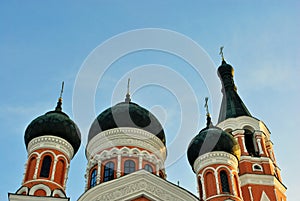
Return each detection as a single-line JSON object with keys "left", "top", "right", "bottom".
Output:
{"left": 88, "top": 101, "right": 166, "bottom": 145}
{"left": 24, "top": 100, "right": 81, "bottom": 155}
{"left": 187, "top": 116, "right": 240, "bottom": 171}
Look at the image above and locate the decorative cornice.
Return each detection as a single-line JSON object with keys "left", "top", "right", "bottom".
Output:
{"left": 88, "top": 146, "right": 163, "bottom": 170}
{"left": 217, "top": 116, "right": 270, "bottom": 136}
{"left": 9, "top": 193, "right": 69, "bottom": 201}
{"left": 193, "top": 151, "right": 238, "bottom": 173}
{"left": 78, "top": 170, "right": 198, "bottom": 201}
{"left": 239, "top": 174, "right": 287, "bottom": 193}
{"left": 86, "top": 127, "right": 167, "bottom": 162}
{"left": 27, "top": 135, "right": 74, "bottom": 159}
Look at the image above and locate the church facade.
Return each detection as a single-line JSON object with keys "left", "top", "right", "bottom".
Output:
{"left": 8, "top": 57, "right": 287, "bottom": 201}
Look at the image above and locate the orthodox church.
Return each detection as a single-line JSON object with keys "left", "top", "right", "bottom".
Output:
{"left": 8, "top": 55, "right": 287, "bottom": 201}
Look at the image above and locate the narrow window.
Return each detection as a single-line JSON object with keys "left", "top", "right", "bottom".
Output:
{"left": 124, "top": 160, "right": 135, "bottom": 175}
{"left": 144, "top": 164, "right": 153, "bottom": 173}
{"left": 40, "top": 155, "right": 52, "bottom": 178}
{"left": 245, "top": 129, "right": 259, "bottom": 156}
{"left": 103, "top": 162, "right": 114, "bottom": 182}
{"left": 90, "top": 169, "right": 97, "bottom": 188}
{"left": 220, "top": 170, "right": 230, "bottom": 193}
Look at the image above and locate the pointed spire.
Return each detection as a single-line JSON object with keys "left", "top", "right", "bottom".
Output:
{"left": 219, "top": 46, "right": 225, "bottom": 61}
{"left": 125, "top": 78, "right": 131, "bottom": 103}
{"left": 217, "top": 50, "right": 251, "bottom": 123}
{"left": 204, "top": 97, "right": 213, "bottom": 128}
{"left": 55, "top": 81, "right": 64, "bottom": 111}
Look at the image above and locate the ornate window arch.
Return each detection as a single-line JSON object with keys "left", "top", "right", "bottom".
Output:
{"left": 90, "top": 168, "right": 97, "bottom": 188}
{"left": 103, "top": 161, "right": 115, "bottom": 182}
{"left": 124, "top": 160, "right": 135, "bottom": 175}
{"left": 40, "top": 155, "right": 52, "bottom": 178}
{"left": 220, "top": 170, "right": 230, "bottom": 193}
{"left": 144, "top": 164, "right": 153, "bottom": 173}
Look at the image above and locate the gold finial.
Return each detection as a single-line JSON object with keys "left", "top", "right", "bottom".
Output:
{"left": 125, "top": 78, "right": 131, "bottom": 103}
{"left": 204, "top": 97, "right": 210, "bottom": 116}
{"left": 219, "top": 46, "right": 224, "bottom": 61}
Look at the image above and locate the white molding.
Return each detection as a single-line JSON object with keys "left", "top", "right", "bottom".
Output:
{"left": 217, "top": 116, "right": 270, "bottom": 137}
{"left": 53, "top": 189, "right": 66, "bottom": 198}
{"left": 16, "top": 186, "right": 28, "bottom": 195}
{"left": 260, "top": 191, "right": 271, "bottom": 201}
{"left": 193, "top": 151, "right": 238, "bottom": 174}
{"left": 239, "top": 174, "right": 286, "bottom": 193}
{"left": 23, "top": 179, "right": 64, "bottom": 190}
{"left": 28, "top": 183, "right": 51, "bottom": 196}
{"left": 86, "top": 127, "right": 167, "bottom": 162}
{"left": 78, "top": 170, "right": 198, "bottom": 201}
{"left": 252, "top": 164, "right": 263, "bottom": 172}
{"left": 9, "top": 194, "right": 69, "bottom": 201}
{"left": 27, "top": 135, "right": 74, "bottom": 159}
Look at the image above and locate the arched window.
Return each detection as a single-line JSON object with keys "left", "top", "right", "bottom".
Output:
{"left": 40, "top": 155, "right": 52, "bottom": 178}
{"left": 26, "top": 156, "right": 36, "bottom": 180}
{"left": 144, "top": 164, "right": 153, "bottom": 173}
{"left": 90, "top": 169, "right": 97, "bottom": 188}
{"left": 124, "top": 160, "right": 135, "bottom": 175}
{"left": 244, "top": 129, "right": 259, "bottom": 157}
{"left": 103, "top": 162, "right": 114, "bottom": 182}
{"left": 205, "top": 171, "right": 216, "bottom": 197}
{"left": 220, "top": 170, "right": 230, "bottom": 193}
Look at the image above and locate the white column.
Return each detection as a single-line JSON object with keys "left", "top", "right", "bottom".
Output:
{"left": 138, "top": 155, "right": 143, "bottom": 170}
{"left": 241, "top": 136, "right": 247, "bottom": 154}
{"left": 156, "top": 163, "right": 160, "bottom": 176}
{"left": 257, "top": 138, "right": 264, "bottom": 155}
{"left": 117, "top": 154, "right": 121, "bottom": 178}
{"left": 200, "top": 175, "right": 206, "bottom": 200}
{"left": 248, "top": 186, "right": 254, "bottom": 201}
{"left": 96, "top": 160, "right": 102, "bottom": 184}
{"left": 63, "top": 163, "right": 69, "bottom": 188}
{"left": 230, "top": 172, "right": 237, "bottom": 196}
{"left": 215, "top": 170, "right": 220, "bottom": 194}
{"left": 33, "top": 156, "right": 41, "bottom": 179}
{"left": 51, "top": 158, "right": 58, "bottom": 181}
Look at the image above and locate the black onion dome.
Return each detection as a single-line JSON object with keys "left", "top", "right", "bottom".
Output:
{"left": 88, "top": 101, "right": 166, "bottom": 145}
{"left": 218, "top": 59, "right": 251, "bottom": 122}
{"left": 187, "top": 122, "right": 240, "bottom": 171}
{"left": 25, "top": 109, "right": 81, "bottom": 155}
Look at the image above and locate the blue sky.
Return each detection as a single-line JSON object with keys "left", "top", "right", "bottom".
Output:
{"left": 0, "top": 1, "right": 299, "bottom": 201}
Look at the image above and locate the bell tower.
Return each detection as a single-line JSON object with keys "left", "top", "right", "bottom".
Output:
{"left": 187, "top": 98, "right": 243, "bottom": 201}
{"left": 216, "top": 54, "right": 287, "bottom": 201}
{"left": 9, "top": 83, "right": 81, "bottom": 200}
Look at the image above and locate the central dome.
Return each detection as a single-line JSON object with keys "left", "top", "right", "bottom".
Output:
{"left": 88, "top": 102, "right": 166, "bottom": 144}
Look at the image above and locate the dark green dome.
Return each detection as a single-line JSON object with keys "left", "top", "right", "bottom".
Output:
{"left": 88, "top": 101, "right": 166, "bottom": 145}
{"left": 25, "top": 108, "right": 81, "bottom": 155}
{"left": 187, "top": 121, "right": 240, "bottom": 171}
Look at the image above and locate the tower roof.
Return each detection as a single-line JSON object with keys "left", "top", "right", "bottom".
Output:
{"left": 88, "top": 101, "right": 166, "bottom": 144}
{"left": 24, "top": 85, "right": 81, "bottom": 155}
{"left": 217, "top": 59, "right": 251, "bottom": 123}
{"left": 187, "top": 112, "right": 240, "bottom": 172}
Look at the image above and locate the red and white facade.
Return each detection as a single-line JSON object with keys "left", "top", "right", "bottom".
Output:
{"left": 8, "top": 56, "right": 287, "bottom": 201}
{"left": 217, "top": 116, "right": 287, "bottom": 201}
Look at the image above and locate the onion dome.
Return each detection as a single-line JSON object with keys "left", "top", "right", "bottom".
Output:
{"left": 218, "top": 57, "right": 251, "bottom": 123}
{"left": 24, "top": 97, "right": 81, "bottom": 155}
{"left": 187, "top": 114, "right": 240, "bottom": 171}
{"left": 88, "top": 101, "right": 166, "bottom": 145}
